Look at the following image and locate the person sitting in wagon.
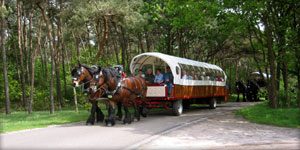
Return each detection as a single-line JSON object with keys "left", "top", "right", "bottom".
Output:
{"left": 114, "top": 65, "right": 126, "bottom": 79}
{"left": 154, "top": 68, "right": 164, "bottom": 84}
{"left": 136, "top": 69, "right": 145, "bottom": 78}
{"left": 164, "top": 66, "right": 173, "bottom": 96}
{"left": 182, "top": 70, "right": 188, "bottom": 79}
{"left": 145, "top": 68, "right": 155, "bottom": 83}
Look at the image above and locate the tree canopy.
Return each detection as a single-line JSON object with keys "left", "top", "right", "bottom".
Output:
{"left": 1, "top": 0, "right": 299, "bottom": 114}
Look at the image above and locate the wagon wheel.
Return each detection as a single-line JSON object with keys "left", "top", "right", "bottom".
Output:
{"left": 208, "top": 98, "right": 217, "bottom": 109}
{"left": 172, "top": 100, "right": 183, "bottom": 116}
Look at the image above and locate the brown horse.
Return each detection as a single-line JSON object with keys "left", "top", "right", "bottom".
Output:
{"left": 71, "top": 64, "right": 123, "bottom": 125}
{"left": 94, "top": 67, "right": 147, "bottom": 126}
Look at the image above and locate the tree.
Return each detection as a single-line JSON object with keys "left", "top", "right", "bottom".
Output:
{"left": 17, "top": 0, "right": 27, "bottom": 110}
{"left": 1, "top": 0, "right": 10, "bottom": 114}
{"left": 37, "top": 1, "right": 55, "bottom": 114}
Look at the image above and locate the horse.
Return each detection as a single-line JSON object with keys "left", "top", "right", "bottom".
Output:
{"left": 71, "top": 63, "right": 123, "bottom": 125}
{"left": 235, "top": 80, "right": 247, "bottom": 102}
{"left": 246, "top": 80, "right": 260, "bottom": 102}
{"left": 93, "top": 67, "right": 147, "bottom": 126}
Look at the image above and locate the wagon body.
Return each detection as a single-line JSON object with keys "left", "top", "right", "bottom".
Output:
{"left": 130, "top": 52, "right": 229, "bottom": 115}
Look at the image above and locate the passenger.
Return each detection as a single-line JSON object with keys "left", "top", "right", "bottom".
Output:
{"left": 114, "top": 65, "right": 126, "bottom": 79}
{"left": 216, "top": 76, "right": 224, "bottom": 81}
{"left": 215, "top": 72, "right": 223, "bottom": 81}
{"left": 154, "top": 69, "right": 164, "bottom": 84}
{"left": 136, "top": 69, "right": 145, "bottom": 78}
{"left": 144, "top": 68, "right": 155, "bottom": 83}
{"left": 187, "top": 71, "right": 193, "bottom": 80}
{"left": 191, "top": 71, "right": 198, "bottom": 80}
{"left": 200, "top": 72, "right": 205, "bottom": 80}
{"left": 210, "top": 74, "right": 215, "bottom": 81}
{"left": 182, "top": 70, "right": 188, "bottom": 79}
{"left": 205, "top": 72, "right": 210, "bottom": 80}
{"left": 164, "top": 66, "right": 173, "bottom": 96}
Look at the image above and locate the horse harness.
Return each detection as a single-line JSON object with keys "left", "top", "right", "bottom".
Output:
{"left": 96, "top": 75, "right": 145, "bottom": 99}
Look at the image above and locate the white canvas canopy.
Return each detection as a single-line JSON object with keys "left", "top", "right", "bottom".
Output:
{"left": 130, "top": 52, "right": 226, "bottom": 86}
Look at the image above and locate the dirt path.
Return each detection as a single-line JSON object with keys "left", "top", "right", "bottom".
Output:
{"left": 1, "top": 102, "right": 299, "bottom": 150}
{"left": 140, "top": 102, "right": 300, "bottom": 149}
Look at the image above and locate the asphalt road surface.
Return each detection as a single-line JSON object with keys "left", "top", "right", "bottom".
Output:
{"left": 1, "top": 102, "right": 299, "bottom": 150}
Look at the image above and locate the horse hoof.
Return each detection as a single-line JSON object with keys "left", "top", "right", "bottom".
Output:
{"left": 123, "top": 119, "right": 131, "bottom": 124}
{"left": 97, "top": 120, "right": 103, "bottom": 123}
{"left": 86, "top": 122, "right": 94, "bottom": 126}
{"left": 141, "top": 112, "right": 147, "bottom": 117}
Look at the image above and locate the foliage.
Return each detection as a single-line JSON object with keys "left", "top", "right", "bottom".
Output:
{"left": 0, "top": 0, "right": 299, "bottom": 114}
{"left": 236, "top": 102, "right": 300, "bottom": 128}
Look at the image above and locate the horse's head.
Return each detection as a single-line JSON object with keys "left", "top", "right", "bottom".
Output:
{"left": 71, "top": 63, "right": 93, "bottom": 87}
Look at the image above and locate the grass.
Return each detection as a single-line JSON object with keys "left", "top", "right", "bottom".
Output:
{"left": 0, "top": 110, "right": 89, "bottom": 133}
{"left": 236, "top": 102, "right": 300, "bottom": 128}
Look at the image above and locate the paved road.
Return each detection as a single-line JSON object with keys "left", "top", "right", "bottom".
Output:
{"left": 1, "top": 102, "right": 299, "bottom": 150}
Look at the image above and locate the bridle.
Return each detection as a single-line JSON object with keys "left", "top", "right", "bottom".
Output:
{"left": 72, "top": 67, "right": 95, "bottom": 87}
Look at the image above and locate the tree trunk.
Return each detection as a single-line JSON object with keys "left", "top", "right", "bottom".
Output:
{"left": 96, "top": 15, "right": 109, "bottom": 59}
{"left": 55, "top": 61, "right": 62, "bottom": 110}
{"left": 276, "top": 61, "right": 281, "bottom": 106}
{"left": 145, "top": 30, "right": 151, "bottom": 52}
{"left": 37, "top": 2, "right": 55, "bottom": 114}
{"left": 17, "top": 0, "right": 27, "bottom": 109}
{"left": 73, "top": 33, "right": 80, "bottom": 60}
{"left": 56, "top": 1, "right": 63, "bottom": 110}
{"left": 23, "top": 8, "right": 29, "bottom": 85}
{"left": 138, "top": 33, "right": 144, "bottom": 53}
{"left": 113, "top": 37, "right": 120, "bottom": 64}
{"left": 59, "top": 0, "right": 67, "bottom": 98}
{"left": 28, "top": 8, "right": 35, "bottom": 114}
{"left": 1, "top": 0, "right": 10, "bottom": 115}
{"left": 61, "top": 40, "right": 67, "bottom": 98}
{"left": 166, "top": 27, "right": 171, "bottom": 55}
{"left": 278, "top": 31, "right": 289, "bottom": 107}
{"left": 119, "top": 26, "right": 127, "bottom": 69}
{"left": 86, "top": 23, "right": 92, "bottom": 57}
{"left": 262, "top": 13, "right": 277, "bottom": 108}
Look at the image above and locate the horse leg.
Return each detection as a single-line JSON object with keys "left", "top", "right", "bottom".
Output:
{"left": 236, "top": 92, "right": 240, "bottom": 102}
{"left": 116, "top": 102, "right": 123, "bottom": 121}
{"left": 105, "top": 101, "right": 116, "bottom": 127}
{"left": 133, "top": 102, "right": 140, "bottom": 121}
{"left": 95, "top": 102, "right": 104, "bottom": 123}
{"left": 86, "top": 101, "right": 96, "bottom": 125}
{"left": 123, "top": 104, "right": 132, "bottom": 124}
{"left": 242, "top": 92, "right": 246, "bottom": 102}
{"left": 139, "top": 101, "right": 148, "bottom": 118}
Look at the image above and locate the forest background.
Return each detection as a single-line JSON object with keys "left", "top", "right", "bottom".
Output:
{"left": 1, "top": 0, "right": 299, "bottom": 114}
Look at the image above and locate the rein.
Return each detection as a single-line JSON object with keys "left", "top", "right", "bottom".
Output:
{"left": 76, "top": 77, "right": 94, "bottom": 87}
{"left": 98, "top": 77, "right": 143, "bottom": 98}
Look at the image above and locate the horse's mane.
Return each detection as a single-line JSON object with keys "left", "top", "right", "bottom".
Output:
{"left": 81, "top": 64, "right": 100, "bottom": 75}
{"left": 101, "top": 67, "right": 118, "bottom": 82}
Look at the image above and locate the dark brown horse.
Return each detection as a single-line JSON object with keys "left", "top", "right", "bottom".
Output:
{"left": 71, "top": 64, "right": 123, "bottom": 125}
{"left": 94, "top": 68, "right": 147, "bottom": 126}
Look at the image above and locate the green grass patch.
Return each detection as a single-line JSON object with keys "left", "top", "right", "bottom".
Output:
{"left": 0, "top": 110, "right": 89, "bottom": 133}
{"left": 236, "top": 102, "right": 300, "bottom": 128}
